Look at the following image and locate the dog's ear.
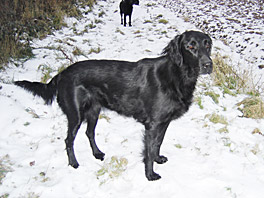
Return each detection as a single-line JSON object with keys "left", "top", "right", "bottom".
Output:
{"left": 162, "top": 34, "right": 183, "bottom": 66}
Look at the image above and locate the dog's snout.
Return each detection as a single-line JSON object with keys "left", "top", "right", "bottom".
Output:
{"left": 200, "top": 59, "right": 213, "bottom": 74}
{"left": 203, "top": 61, "right": 212, "bottom": 68}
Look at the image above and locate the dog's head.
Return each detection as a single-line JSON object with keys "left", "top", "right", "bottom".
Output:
{"left": 133, "top": 0, "right": 139, "bottom": 5}
{"left": 125, "top": 0, "right": 139, "bottom": 5}
{"left": 163, "top": 31, "right": 213, "bottom": 75}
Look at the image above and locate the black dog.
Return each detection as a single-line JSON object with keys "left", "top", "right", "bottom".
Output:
{"left": 15, "top": 31, "right": 213, "bottom": 181}
{"left": 120, "top": 0, "right": 139, "bottom": 26}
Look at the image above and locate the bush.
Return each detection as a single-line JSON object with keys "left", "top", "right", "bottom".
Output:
{"left": 0, "top": 0, "right": 96, "bottom": 68}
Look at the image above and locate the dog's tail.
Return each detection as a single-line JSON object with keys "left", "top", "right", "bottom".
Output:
{"left": 14, "top": 74, "right": 59, "bottom": 105}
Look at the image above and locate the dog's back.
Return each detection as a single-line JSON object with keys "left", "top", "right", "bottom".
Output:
{"left": 120, "top": 0, "right": 132, "bottom": 15}
{"left": 56, "top": 59, "right": 156, "bottom": 122}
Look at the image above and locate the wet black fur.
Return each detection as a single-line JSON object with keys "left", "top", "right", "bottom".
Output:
{"left": 120, "top": 0, "right": 139, "bottom": 26}
{"left": 15, "top": 31, "right": 213, "bottom": 181}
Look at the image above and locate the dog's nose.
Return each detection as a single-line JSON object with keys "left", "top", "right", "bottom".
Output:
{"left": 201, "top": 60, "right": 213, "bottom": 74}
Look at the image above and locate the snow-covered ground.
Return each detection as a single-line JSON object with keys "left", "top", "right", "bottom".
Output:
{"left": 0, "top": 0, "right": 264, "bottom": 197}
{"left": 158, "top": 0, "right": 264, "bottom": 88}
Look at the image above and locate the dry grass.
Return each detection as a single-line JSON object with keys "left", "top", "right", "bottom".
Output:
{"left": 0, "top": 0, "right": 96, "bottom": 68}
{"left": 237, "top": 97, "right": 264, "bottom": 119}
{"left": 212, "top": 53, "right": 264, "bottom": 119}
{"left": 96, "top": 156, "right": 128, "bottom": 185}
{"left": 205, "top": 113, "right": 228, "bottom": 125}
{"left": 0, "top": 155, "right": 12, "bottom": 185}
{"left": 212, "top": 53, "right": 260, "bottom": 96}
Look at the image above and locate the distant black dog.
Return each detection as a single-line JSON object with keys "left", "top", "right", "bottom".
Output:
{"left": 120, "top": 0, "right": 139, "bottom": 26}
{"left": 15, "top": 31, "right": 212, "bottom": 181}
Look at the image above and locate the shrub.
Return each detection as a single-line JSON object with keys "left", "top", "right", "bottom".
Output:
{"left": 0, "top": 0, "right": 96, "bottom": 68}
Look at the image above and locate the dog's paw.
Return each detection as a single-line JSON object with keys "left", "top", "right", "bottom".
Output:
{"left": 155, "top": 155, "right": 168, "bottom": 164}
{"left": 94, "top": 152, "right": 105, "bottom": 161}
{"left": 69, "top": 161, "right": 79, "bottom": 169}
{"left": 146, "top": 172, "right": 161, "bottom": 181}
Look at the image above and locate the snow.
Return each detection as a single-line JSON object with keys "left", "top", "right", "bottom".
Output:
{"left": 0, "top": 0, "right": 264, "bottom": 197}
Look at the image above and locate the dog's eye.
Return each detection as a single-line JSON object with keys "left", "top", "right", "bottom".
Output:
{"left": 188, "top": 45, "right": 195, "bottom": 50}
{"left": 204, "top": 40, "right": 211, "bottom": 49}
{"left": 187, "top": 41, "right": 197, "bottom": 50}
{"left": 205, "top": 43, "right": 211, "bottom": 49}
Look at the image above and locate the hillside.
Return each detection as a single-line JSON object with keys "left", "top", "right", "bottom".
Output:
{"left": 0, "top": 0, "right": 264, "bottom": 197}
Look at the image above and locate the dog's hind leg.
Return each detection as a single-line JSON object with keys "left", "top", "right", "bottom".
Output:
{"left": 85, "top": 104, "right": 105, "bottom": 161}
{"left": 65, "top": 115, "right": 82, "bottom": 168}
{"left": 128, "top": 14, "right": 132, "bottom": 26}
{"left": 58, "top": 84, "right": 84, "bottom": 169}
{"left": 120, "top": 12, "right": 124, "bottom": 25}
{"left": 124, "top": 15, "right": 127, "bottom": 26}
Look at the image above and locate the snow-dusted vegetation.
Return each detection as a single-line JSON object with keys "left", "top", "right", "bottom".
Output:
{"left": 0, "top": 0, "right": 264, "bottom": 197}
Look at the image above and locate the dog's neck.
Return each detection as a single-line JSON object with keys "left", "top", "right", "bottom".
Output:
{"left": 156, "top": 59, "right": 198, "bottom": 104}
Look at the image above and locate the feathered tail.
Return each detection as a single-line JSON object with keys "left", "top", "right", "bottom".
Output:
{"left": 14, "top": 75, "right": 59, "bottom": 105}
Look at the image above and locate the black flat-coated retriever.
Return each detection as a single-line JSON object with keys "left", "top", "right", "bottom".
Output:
{"left": 15, "top": 31, "right": 213, "bottom": 181}
{"left": 120, "top": 0, "right": 139, "bottom": 26}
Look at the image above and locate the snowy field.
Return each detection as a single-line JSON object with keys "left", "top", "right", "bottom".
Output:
{"left": 0, "top": 0, "right": 264, "bottom": 197}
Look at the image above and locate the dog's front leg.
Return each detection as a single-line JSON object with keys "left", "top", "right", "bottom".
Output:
{"left": 143, "top": 122, "right": 170, "bottom": 180}
{"left": 144, "top": 131, "right": 161, "bottom": 181}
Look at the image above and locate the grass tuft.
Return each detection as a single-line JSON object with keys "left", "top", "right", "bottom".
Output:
{"left": 99, "top": 114, "right": 111, "bottom": 122}
{"left": 237, "top": 97, "right": 264, "bottom": 119}
{"left": 158, "top": 19, "right": 169, "bottom": 24}
{"left": 38, "top": 64, "right": 53, "bottom": 83}
{"left": 0, "top": 155, "right": 12, "bottom": 185}
{"left": 205, "top": 113, "right": 228, "bottom": 125}
{"left": 212, "top": 53, "right": 260, "bottom": 96}
{"left": 88, "top": 47, "right": 102, "bottom": 55}
{"left": 96, "top": 156, "right": 128, "bottom": 185}
{"left": 205, "top": 91, "right": 220, "bottom": 104}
